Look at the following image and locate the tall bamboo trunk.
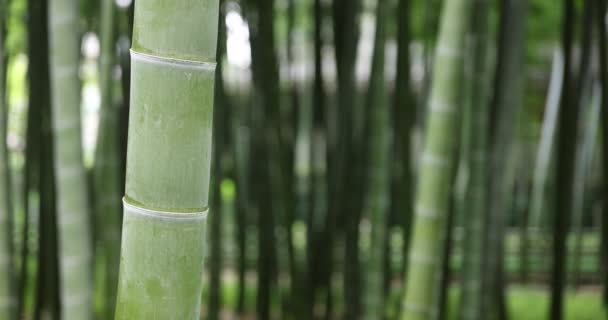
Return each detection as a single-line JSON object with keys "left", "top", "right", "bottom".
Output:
{"left": 595, "top": 0, "right": 608, "bottom": 308}
{"left": 362, "top": 0, "right": 390, "bottom": 318}
{"left": 392, "top": 0, "right": 414, "bottom": 285}
{"left": 307, "top": 0, "right": 329, "bottom": 315}
{"left": 331, "top": 0, "right": 363, "bottom": 317}
{"left": 481, "top": 1, "right": 528, "bottom": 319}
{"left": 569, "top": 0, "right": 595, "bottom": 289}
{"left": 94, "top": 0, "right": 122, "bottom": 318}
{"left": 571, "top": 84, "right": 600, "bottom": 287}
{"left": 458, "top": 1, "right": 490, "bottom": 318}
{"left": 0, "top": 1, "right": 15, "bottom": 316}
{"left": 208, "top": 2, "right": 227, "bottom": 317}
{"left": 246, "top": 0, "right": 289, "bottom": 317}
{"left": 114, "top": 0, "right": 219, "bottom": 318}
{"left": 35, "top": 82, "right": 61, "bottom": 320}
{"left": 550, "top": 1, "right": 578, "bottom": 319}
{"left": 401, "top": 0, "right": 472, "bottom": 319}
{"left": 48, "top": 0, "right": 93, "bottom": 317}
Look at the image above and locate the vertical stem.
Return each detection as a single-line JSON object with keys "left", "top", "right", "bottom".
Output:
{"left": 47, "top": 0, "right": 93, "bottom": 317}
{"left": 362, "top": 0, "right": 390, "bottom": 318}
{"left": 94, "top": 0, "right": 121, "bottom": 318}
{"left": 550, "top": 0, "right": 577, "bottom": 319}
{"left": 0, "top": 0, "right": 15, "bottom": 316}
{"left": 458, "top": 1, "right": 490, "bottom": 319}
{"left": 114, "top": 0, "right": 219, "bottom": 318}
{"left": 595, "top": 0, "right": 608, "bottom": 308}
{"left": 401, "top": 0, "right": 472, "bottom": 319}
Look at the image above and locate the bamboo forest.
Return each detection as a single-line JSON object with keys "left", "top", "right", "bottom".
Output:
{"left": 3, "top": 0, "right": 608, "bottom": 319}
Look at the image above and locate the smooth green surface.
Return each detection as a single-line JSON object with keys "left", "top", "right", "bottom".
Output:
{"left": 124, "top": 54, "right": 215, "bottom": 212}
{"left": 114, "top": 206, "right": 207, "bottom": 319}
{"left": 48, "top": 0, "right": 93, "bottom": 318}
{"left": 94, "top": 1, "right": 121, "bottom": 318}
{"left": 362, "top": 0, "right": 390, "bottom": 318}
{"left": 458, "top": 0, "right": 490, "bottom": 319}
{"left": 0, "top": 1, "right": 14, "bottom": 317}
{"left": 116, "top": 1, "right": 219, "bottom": 318}
{"left": 132, "top": 0, "right": 219, "bottom": 61}
{"left": 401, "top": 0, "right": 471, "bottom": 319}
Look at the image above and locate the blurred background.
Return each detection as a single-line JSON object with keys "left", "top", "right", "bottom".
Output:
{"left": 0, "top": 0, "right": 607, "bottom": 319}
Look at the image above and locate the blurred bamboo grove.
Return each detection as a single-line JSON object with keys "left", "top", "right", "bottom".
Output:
{"left": 2, "top": 0, "right": 608, "bottom": 319}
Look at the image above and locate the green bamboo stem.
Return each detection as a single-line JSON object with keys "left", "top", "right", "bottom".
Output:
{"left": 48, "top": 0, "right": 93, "bottom": 317}
{"left": 0, "top": 1, "right": 15, "bottom": 315}
{"left": 594, "top": 0, "right": 608, "bottom": 308}
{"left": 481, "top": 1, "right": 528, "bottom": 317}
{"left": 114, "top": 0, "right": 219, "bottom": 318}
{"left": 550, "top": 1, "right": 578, "bottom": 318}
{"left": 528, "top": 49, "right": 563, "bottom": 229}
{"left": 94, "top": 0, "right": 121, "bottom": 318}
{"left": 401, "top": 0, "right": 472, "bottom": 319}
{"left": 458, "top": 2, "right": 490, "bottom": 317}
{"left": 362, "top": 0, "right": 389, "bottom": 318}
{"left": 571, "top": 84, "right": 600, "bottom": 286}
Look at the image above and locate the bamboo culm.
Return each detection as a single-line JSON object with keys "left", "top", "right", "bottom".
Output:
{"left": 0, "top": 0, "right": 15, "bottom": 316}
{"left": 94, "top": 0, "right": 122, "bottom": 318}
{"left": 362, "top": 0, "right": 390, "bottom": 318}
{"left": 114, "top": 0, "right": 219, "bottom": 318}
{"left": 401, "top": 0, "right": 472, "bottom": 319}
{"left": 48, "top": 0, "right": 93, "bottom": 317}
{"left": 458, "top": 1, "right": 491, "bottom": 317}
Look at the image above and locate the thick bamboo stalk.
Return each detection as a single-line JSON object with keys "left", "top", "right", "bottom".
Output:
{"left": 528, "top": 50, "right": 563, "bottom": 229}
{"left": 571, "top": 84, "right": 600, "bottom": 286}
{"left": 595, "top": 0, "right": 608, "bottom": 308}
{"left": 93, "top": 1, "right": 122, "bottom": 318}
{"left": 47, "top": 0, "right": 93, "bottom": 318}
{"left": 114, "top": 0, "right": 219, "bottom": 318}
{"left": 0, "top": 1, "right": 15, "bottom": 316}
{"left": 550, "top": 1, "right": 578, "bottom": 319}
{"left": 401, "top": 0, "right": 472, "bottom": 319}
{"left": 362, "top": 0, "right": 390, "bottom": 318}
{"left": 481, "top": 1, "right": 528, "bottom": 317}
{"left": 458, "top": 2, "right": 490, "bottom": 317}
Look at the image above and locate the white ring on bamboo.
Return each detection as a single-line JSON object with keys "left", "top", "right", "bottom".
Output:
{"left": 130, "top": 49, "right": 217, "bottom": 71}
{"left": 123, "top": 198, "right": 208, "bottom": 220}
{"left": 421, "top": 151, "right": 449, "bottom": 168}
{"left": 416, "top": 205, "right": 442, "bottom": 219}
{"left": 429, "top": 99, "right": 456, "bottom": 114}
{"left": 409, "top": 251, "right": 438, "bottom": 266}
{"left": 436, "top": 44, "right": 463, "bottom": 59}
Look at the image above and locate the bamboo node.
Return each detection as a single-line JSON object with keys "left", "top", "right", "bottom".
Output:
{"left": 123, "top": 197, "right": 209, "bottom": 220}
{"left": 130, "top": 49, "right": 216, "bottom": 71}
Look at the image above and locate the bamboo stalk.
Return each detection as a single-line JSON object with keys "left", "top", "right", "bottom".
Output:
{"left": 114, "top": 0, "right": 219, "bottom": 318}
{"left": 93, "top": 0, "right": 121, "bottom": 318}
{"left": 457, "top": 1, "right": 491, "bottom": 315}
{"left": 0, "top": 0, "right": 15, "bottom": 316}
{"left": 47, "top": 0, "right": 93, "bottom": 317}
{"left": 362, "top": 0, "right": 390, "bottom": 318}
{"left": 571, "top": 84, "right": 601, "bottom": 287}
{"left": 401, "top": 0, "right": 472, "bottom": 319}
